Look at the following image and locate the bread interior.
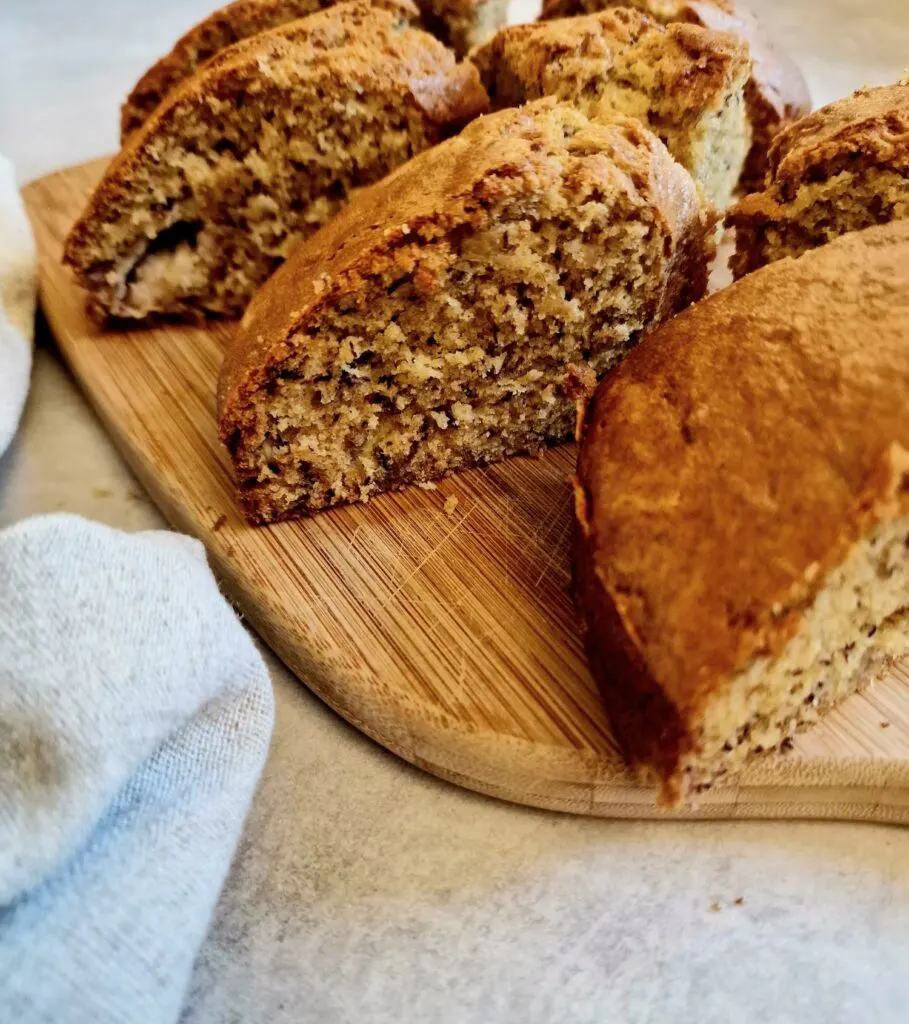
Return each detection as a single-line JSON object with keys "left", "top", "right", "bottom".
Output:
{"left": 681, "top": 515, "right": 909, "bottom": 795}
{"left": 732, "top": 168, "right": 909, "bottom": 277}
{"left": 231, "top": 157, "right": 703, "bottom": 518}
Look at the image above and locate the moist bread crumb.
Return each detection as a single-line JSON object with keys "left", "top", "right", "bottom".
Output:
{"left": 727, "top": 82, "right": 909, "bottom": 278}
{"left": 573, "top": 220, "right": 909, "bottom": 804}
{"left": 471, "top": 8, "right": 752, "bottom": 210}
{"left": 218, "top": 99, "right": 715, "bottom": 523}
{"left": 63, "top": 2, "right": 488, "bottom": 322}
{"left": 538, "top": 0, "right": 811, "bottom": 192}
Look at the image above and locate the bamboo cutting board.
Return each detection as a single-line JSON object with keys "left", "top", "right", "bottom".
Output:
{"left": 23, "top": 159, "right": 909, "bottom": 823}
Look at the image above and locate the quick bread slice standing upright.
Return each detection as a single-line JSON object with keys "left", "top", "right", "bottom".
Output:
{"left": 64, "top": 2, "right": 488, "bottom": 321}
{"left": 573, "top": 220, "right": 909, "bottom": 804}
{"left": 219, "top": 100, "right": 716, "bottom": 523}
{"left": 538, "top": 0, "right": 810, "bottom": 192}
{"left": 727, "top": 82, "right": 909, "bottom": 279}
{"left": 471, "top": 8, "right": 752, "bottom": 209}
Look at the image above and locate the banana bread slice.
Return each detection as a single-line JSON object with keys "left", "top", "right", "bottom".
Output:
{"left": 727, "top": 82, "right": 909, "bottom": 279}
{"left": 539, "top": 0, "right": 810, "bottom": 193}
{"left": 120, "top": 0, "right": 421, "bottom": 138}
{"left": 64, "top": 2, "right": 488, "bottom": 322}
{"left": 218, "top": 99, "right": 715, "bottom": 523}
{"left": 120, "top": 0, "right": 503, "bottom": 136}
{"left": 470, "top": 9, "right": 751, "bottom": 210}
{"left": 573, "top": 220, "right": 909, "bottom": 805}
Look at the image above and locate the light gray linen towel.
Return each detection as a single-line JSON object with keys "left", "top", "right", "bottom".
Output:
{"left": 0, "top": 163, "right": 275, "bottom": 1022}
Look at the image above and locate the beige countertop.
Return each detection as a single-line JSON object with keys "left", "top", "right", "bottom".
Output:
{"left": 4, "top": 2, "right": 909, "bottom": 1020}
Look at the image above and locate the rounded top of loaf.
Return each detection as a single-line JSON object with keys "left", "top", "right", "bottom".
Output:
{"left": 764, "top": 82, "right": 909, "bottom": 195}
{"left": 120, "top": 0, "right": 422, "bottom": 137}
{"left": 218, "top": 98, "right": 711, "bottom": 427}
{"left": 575, "top": 219, "right": 909, "bottom": 714}
{"left": 64, "top": 1, "right": 487, "bottom": 277}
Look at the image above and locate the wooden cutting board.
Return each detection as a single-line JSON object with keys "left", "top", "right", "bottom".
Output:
{"left": 23, "top": 159, "right": 909, "bottom": 823}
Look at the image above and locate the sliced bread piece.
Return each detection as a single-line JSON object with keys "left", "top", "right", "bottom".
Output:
{"left": 120, "top": 0, "right": 503, "bottom": 137}
{"left": 573, "top": 219, "right": 909, "bottom": 805}
{"left": 218, "top": 99, "right": 715, "bottom": 523}
{"left": 120, "top": 0, "right": 421, "bottom": 139}
{"left": 538, "top": 0, "right": 811, "bottom": 192}
{"left": 64, "top": 2, "right": 488, "bottom": 321}
{"left": 470, "top": 9, "right": 752, "bottom": 210}
{"left": 727, "top": 82, "right": 909, "bottom": 279}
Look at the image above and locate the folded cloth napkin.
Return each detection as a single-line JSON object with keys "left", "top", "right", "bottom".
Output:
{"left": 0, "top": 154, "right": 35, "bottom": 455}
{"left": 0, "top": 168, "right": 275, "bottom": 1021}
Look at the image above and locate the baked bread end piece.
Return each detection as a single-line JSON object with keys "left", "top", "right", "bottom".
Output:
{"left": 573, "top": 221, "right": 909, "bottom": 803}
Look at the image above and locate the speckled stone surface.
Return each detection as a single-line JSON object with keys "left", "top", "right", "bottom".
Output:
{"left": 4, "top": 2, "right": 909, "bottom": 1021}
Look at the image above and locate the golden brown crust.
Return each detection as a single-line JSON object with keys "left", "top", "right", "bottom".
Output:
{"left": 765, "top": 83, "right": 909, "bottom": 191}
{"left": 573, "top": 219, "right": 909, "bottom": 787}
{"left": 727, "top": 83, "right": 909, "bottom": 278}
{"left": 538, "top": 0, "right": 810, "bottom": 191}
{"left": 120, "top": 0, "right": 423, "bottom": 139}
{"left": 64, "top": 3, "right": 488, "bottom": 319}
{"left": 120, "top": 0, "right": 503, "bottom": 136}
{"left": 218, "top": 99, "right": 715, "bottom": 520}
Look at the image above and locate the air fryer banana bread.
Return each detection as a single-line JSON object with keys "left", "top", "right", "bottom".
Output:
{"left": 539, "top": 0, "right": 810, "bottom": 192}
{"left": 218, "top": 99, "right": 715, "bottom": 523}
{"left": 120, "top": 0, "right": 502, "bottom": 136}
{"left": 470, "top": 9, "right": 752, "bottom": 210}
{"left": 573, "top": 219, "right": 909, "bottom": 805}
{"left": 727, "top": 82, "right": 909, "bottom": 279}
{"left": 64, "top": 2, "right": 488, "bottom": 321}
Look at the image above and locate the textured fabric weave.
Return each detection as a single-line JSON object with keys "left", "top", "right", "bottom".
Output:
{"left": 0, "top": 516, "right": 274, "bottom": 1023}
{"left": 0, "top": 163, "right": 275, "bottom": 1022}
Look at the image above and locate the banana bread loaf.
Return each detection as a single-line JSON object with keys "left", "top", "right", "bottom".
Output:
{"left": 218, "top": 99, "right": 715, "bottom": 523}
{"left": 573, "top": 219, "right": 909, "bottom": 804}
{"left": 64, "top": 2, "right": 488, "bottom": 321}
{"left": 539, "top": 0, "right": 810, "bottom": 192}
{"left": 470, "top": 8, "right": 752, "bottom": 210}
{"left": 120, "top": 0, "right": 502, "bottom": 136}
{"left": 727, "top": 82, "right": 909, "bottom": 279}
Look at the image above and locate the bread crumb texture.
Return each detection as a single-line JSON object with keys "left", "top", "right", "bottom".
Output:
{"left": 728, "top": 82, "right": 909, "bottom": 278}
{"left": 574, "top": 220, "right": 909, "bottom": 803}
{"left": 537, "top": 0, "right": 811, "bottom": 192}
{"left": 471, "top": 8, "right": 752, "bottom": 210}
{"left": 219, "top": 100, "right": 715, "bottom": 522}
{"left": 63, "top": 2, "right": 488, "bottom": 321}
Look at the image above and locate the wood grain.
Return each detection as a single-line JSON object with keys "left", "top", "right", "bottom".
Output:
{"left": 24, "top": 159, "right": 909, "bottom": 823}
